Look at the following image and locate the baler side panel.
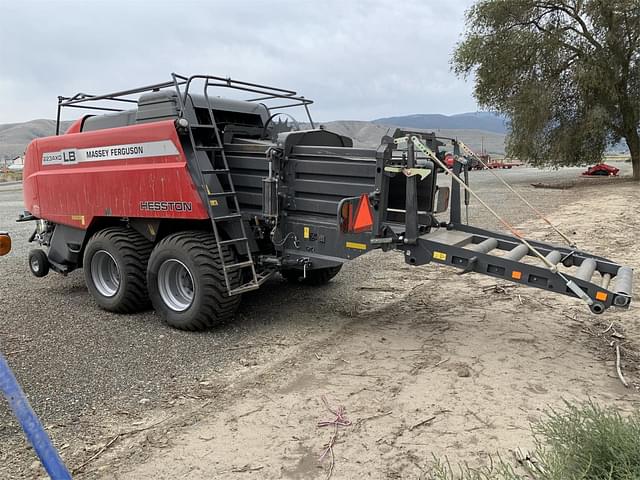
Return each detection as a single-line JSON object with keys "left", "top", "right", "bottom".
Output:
{"left": 279, "top": 144, "right": 378, "bottom": 265}
{"left": 25, "top": 121, "right": 209, "bottom": 229}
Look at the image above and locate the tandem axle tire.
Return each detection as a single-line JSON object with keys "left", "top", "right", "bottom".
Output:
{"left": 146, "top": 231, "right": 242, "bottom": 331}
{"left": 83, "top": 227, "right": 152, "bottom": 313}
{"left": 28, "top": 249, "right": 50, "bottom": 277}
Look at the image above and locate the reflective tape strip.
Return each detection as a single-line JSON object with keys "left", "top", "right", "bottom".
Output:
{"left": 433, "top": 251, "right": 447, "bottom": 261}
{"left": 42, "top": 140, "right": 179, "bottom": 165}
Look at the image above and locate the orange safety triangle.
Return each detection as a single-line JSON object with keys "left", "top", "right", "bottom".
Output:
{"left": 352, "top": 194, "right": 373, "bottom": 232}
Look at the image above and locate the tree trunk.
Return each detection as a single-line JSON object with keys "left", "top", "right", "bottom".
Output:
{"left": 625, "top": 129, "right": 640, "bottom": 180}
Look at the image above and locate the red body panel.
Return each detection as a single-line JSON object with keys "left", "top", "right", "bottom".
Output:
{"left": 23, "top": 120, "right": 208, "bottom": 229}
{"left": 65, "top": 118, "right": 85, "bottom": 134}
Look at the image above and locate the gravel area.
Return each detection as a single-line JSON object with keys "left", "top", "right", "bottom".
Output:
{"left": 0, "top": 162, "right": 633, "bottom": 478}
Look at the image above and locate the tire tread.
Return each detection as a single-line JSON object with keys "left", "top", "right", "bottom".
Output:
{"left": 84, "top": 227, "right": 152, "bottom": 313}
{"left": 149, "top": 231, "right": 242, "bottom": 330}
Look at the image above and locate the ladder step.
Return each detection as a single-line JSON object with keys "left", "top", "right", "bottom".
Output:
{"left": 213, "top": 213, "right": 242, "bottom": 221}
{"left": 218, "top": 237, "right": 248, "bottom": 246}
{"left": 208, "top": 191, "right": 236, "bottom": 197}
{"left": 202, "top": 169, "right": 230, "bottom": 174}
{"left": 190, "top": 124, "right": 217, "bottom": 129}
{"left": 575, "top": 258, "right": 597, "bottom": 282}
{"left": 504, "top": 244, "right": 529, "bottom": 261}
{"left": 229, "top": 282, "right": 260, "bottom": 295}
{"left": 224, "top": 260, "right": 254, "bottom": 272}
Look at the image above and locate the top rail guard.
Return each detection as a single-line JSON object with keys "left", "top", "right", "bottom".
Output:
{"left": 55, "top": 72, "right": 315, "bottom": 134}
{"left": 171, "top": 73, "right": 315, "bottom": 128}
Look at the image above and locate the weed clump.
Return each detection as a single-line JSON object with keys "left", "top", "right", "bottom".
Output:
{"left": 427, "top": 400, "right": 640, "bottom": 480}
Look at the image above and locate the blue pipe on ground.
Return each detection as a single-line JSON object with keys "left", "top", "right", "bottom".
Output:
{"left": 0, "top": 353, "right": 72, "bottom": 479}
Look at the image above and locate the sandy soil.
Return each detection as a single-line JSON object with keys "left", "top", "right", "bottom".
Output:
{"left": 1, "top": 170, "right": 638, "bottom": 479}
{"left": 59, "top": 183, "right": 639, "bottom": 480}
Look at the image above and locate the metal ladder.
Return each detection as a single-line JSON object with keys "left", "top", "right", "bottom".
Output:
{"left": 178, "top": 79, "right": 262, "bottom": 296}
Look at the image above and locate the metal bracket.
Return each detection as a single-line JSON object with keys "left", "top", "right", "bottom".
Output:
{"left": 384, "top": 166, "right": 432, "bottom": 180}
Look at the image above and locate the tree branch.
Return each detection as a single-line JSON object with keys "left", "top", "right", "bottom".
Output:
{"left": 534, "top": 1, "right": 605, "bottom": 51}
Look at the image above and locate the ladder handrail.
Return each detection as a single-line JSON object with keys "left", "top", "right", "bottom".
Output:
{"left": 172, "top": 75, "right": 262, "bottom": 296}
{"left": 203, "top": 78, "right": 259, "bottom": 292}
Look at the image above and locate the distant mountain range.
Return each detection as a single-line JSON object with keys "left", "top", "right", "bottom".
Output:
{"left": 373, "top": 111, "right": 509, "bottom": 134}
{"left": 0, "top": 113, "right": 508, "bottom": 161}
{"left": 0, "top": 119, "right": 71, "bottom": 160}
{"left": 314, "top": 121, "right": 506, "bottom": 155}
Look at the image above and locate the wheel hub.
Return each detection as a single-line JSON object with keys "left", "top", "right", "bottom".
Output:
{"left": 91, "top": 250, "right": 120, "bottom": 297}
{"left": 30, "top": 256, "right": 40, "bottom": 273}
{"left": 157, "top": 259, "right": 194, "bottom": 312}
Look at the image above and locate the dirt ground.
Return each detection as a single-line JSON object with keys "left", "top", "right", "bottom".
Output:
{"left": 1, "top": 166, "right": 639, "bottom": 479}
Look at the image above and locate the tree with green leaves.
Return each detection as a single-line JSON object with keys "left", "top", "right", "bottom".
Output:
{"left": 453, "top": 0, "right": 640, "bottom": 179}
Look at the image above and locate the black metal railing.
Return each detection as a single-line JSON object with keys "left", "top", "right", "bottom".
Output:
{"left": 55, "top": 73, "right": 315, "bottom": 134}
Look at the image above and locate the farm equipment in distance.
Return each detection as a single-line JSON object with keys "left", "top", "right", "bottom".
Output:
{"left": 17, "top": 73, "right": 633, "bottom": 330}
{"left": 582, "top": 163, "right": 620, "bottom": 177}
{"left": 486, "top": 159, "right": 523, "bottom": 169}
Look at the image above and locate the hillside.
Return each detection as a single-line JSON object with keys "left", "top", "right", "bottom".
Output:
{"left": 318, "top": 120, "right": 506, "bottom": 154}
{"left": 373, "top": 111, "right": 508, "bottom": 134}
{"left": 0, "top": 118, "right": 506, "bottom": 160}
{"left": 0, "top": 119, "right": 71, "bottom": 159}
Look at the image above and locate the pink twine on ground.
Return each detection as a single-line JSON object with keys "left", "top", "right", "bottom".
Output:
{"left": 317, "top": 395, "right": 352, "bottom": 430}
{"left": 318, "top": 394, "right": 352, "bottom": 477}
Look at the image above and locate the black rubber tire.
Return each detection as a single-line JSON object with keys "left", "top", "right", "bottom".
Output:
{"left": 282, "top": 265, "right": 342, "bottom": 286}
{"left": 28, "top": 249, "right": 49, "bottom": 278}
{"left": 83, "top": 227, "right": 152, "bottom": 313}
{"left": 147, "top": 231, "right": 242, "bottom": 331}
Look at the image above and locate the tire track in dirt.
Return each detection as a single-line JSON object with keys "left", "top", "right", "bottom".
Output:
{"left": 105, "top": 184, "right": 640, "bottom": 479}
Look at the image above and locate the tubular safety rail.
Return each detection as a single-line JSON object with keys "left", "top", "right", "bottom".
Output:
{"left": 55, "top": 73, "right": 315, "bottom": 134}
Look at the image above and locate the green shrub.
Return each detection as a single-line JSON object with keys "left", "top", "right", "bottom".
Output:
{"left": 534, "top": 400, "right": 640, "bottom": 480}
{"left": 427, "top": 401, "right": 640, "bottom": 480}
{"left": 427, "top": 456, "right": 522, "bottom": 480}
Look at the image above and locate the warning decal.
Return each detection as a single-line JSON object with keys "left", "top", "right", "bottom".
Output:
{"left": 42, "top": 140, "right": 179, "bottom": 165}
{"left": 433, "top": 251, "right": 447, "bottom": 261}
{"left": 351, "top": 194, "right": 373, "bottom": 233}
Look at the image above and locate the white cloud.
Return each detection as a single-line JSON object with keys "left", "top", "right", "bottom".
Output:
{"left": 0, "top": 0, "right": 478, "bottom": 123}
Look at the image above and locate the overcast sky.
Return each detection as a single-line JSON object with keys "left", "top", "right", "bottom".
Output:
{"left": 0, "top": 0, "right": 478, "bottom": 124}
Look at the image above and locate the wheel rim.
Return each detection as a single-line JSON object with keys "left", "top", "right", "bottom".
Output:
{"left": 30, "top": 256, "right": 40, "bottom": 273}
{"left": 91, "top": 250, "right": 120, "bottom": 297}
{"left": 157, "top": 259, "right": 194, "bottom": 312}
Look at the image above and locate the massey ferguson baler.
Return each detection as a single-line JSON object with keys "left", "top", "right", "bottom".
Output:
{"left": 19, "top": 73, "right": 633, "bottom": 330}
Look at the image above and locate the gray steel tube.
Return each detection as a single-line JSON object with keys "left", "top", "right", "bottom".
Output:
{"left": 614, "top": 266, "right": 633, "bottom": 301}
{"left": 545, "top": 250, "right": 562, "bottom": 265}
{"left": 575, "top": 258, "right": 597, "bottom": 282}
{"left": 405, "top": 140, "right": 418, "bottom": 244}
{"left": 504, "top": 244, "right": 529, "bottom": 261}
{"left": 468, "top": 237, "right": 498, "bottom": 254}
